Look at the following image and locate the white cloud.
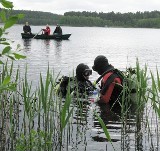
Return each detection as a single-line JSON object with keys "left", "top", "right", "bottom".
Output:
{"left": 11, "top": 0, "right": 160, "bottom": 15}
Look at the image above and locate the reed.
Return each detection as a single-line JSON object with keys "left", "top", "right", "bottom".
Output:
{"left": 1, "top": 63, "right": 62, "bottom": 150}
{"left": 117, "top": 59, "right": 160, "bottom": 151}
{"left": 1, "top": 60, "right": 160, "bottom": 150}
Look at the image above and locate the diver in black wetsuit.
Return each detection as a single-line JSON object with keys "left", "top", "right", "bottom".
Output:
{"left": 57, "top": 63, "right": 96, "bottom": 97}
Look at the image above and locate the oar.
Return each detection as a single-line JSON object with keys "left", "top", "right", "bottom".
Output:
{"left": 32, "top": 29, "right": 42, "bottom": 39}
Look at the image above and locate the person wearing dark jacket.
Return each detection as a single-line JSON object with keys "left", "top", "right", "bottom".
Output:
{"left": 92, "top": 55, "right": 123, "bottom": 107}
{"left": 75, "top": 63, "right": 95, "bottom": 96}
{"left": 53, "top": 24, "right": 62, "bottom": 35}
{"left": 23, "top": 22, "right": 31, "bottom": 34}
{"left": 57, "top": 63, "right": 95, "bottom": 98}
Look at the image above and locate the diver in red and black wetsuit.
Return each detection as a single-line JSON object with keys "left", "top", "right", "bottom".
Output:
{"left": 92, "top": 55, "right": 123, "bottom": 108}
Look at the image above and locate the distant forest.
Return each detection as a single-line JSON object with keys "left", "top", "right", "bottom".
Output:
{"left": 8, "top": 10, "right": 62, "bottom": 25}
{"left": 3, "top": 9, "right": 160, "bottom": 28}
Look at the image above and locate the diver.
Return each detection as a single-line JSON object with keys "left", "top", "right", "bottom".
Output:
{"left": 92, "top": 55, "right": 138, "bottom": 113}
{"left": 56, "top": 63, "right": 96, "bottom": 98}
{"left": 92, "top": 55, "right": 124, "bottom": 108}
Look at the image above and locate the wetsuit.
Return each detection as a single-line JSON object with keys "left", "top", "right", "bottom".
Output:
{"left": 57, "top": 76, "right": 95, "bottom": 98}
{"left": 98, "top": 67, "right": 123, "bottom": 107}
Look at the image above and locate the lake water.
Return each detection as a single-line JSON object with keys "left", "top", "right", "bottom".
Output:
{"left": 7, "top": 25, "right": 160, "bottom": 80}
{"left": 5, "top": 25, "right": 160, "bottom": 150}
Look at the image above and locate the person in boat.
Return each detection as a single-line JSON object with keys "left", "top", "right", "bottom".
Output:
{"left": 53, "top": 24, "right": 62, "bottom": 35}
{"left": 23, "top": 22, "right": 31, "bottom": 34}
{"left": 92, "top": 55, "right": 124, "bottom": 108}
{"left": 42, "top": 24, "right": 51, "bottom": 35}
{"left": 56, "top": 63, "right": 96, "bottom": 98}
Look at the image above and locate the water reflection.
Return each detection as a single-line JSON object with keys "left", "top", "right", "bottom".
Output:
{"left": 96, "top": 103, "right": 120, "bottom": 125}
{"left": 91, "top": 101, "right": 147, "bottom": 150}
{"left": 68, "top": 100, "right": 90, "bottom": 150}
{"left": 54, "top": 40, "right": 62, "bottom": 51}
{"left": 53, "top": 40, "right": 62, "bottom": 60}
{"left": 93, "top": 103, "right": 121, "bottom": 142}
{"left": 43, "top": 40, "right": 50, "bottom": 52}
{"left": 22, "top": 39, "right": 31, "bottom": 51}
{"left": 73, "top": 100, "right": 90, "bottom": 125}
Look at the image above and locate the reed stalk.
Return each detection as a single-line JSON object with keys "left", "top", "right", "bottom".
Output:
{"left": 1, "top": 60, "right": 160, "bottom": 150}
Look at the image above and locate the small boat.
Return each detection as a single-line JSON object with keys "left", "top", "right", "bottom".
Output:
{"left": 21, "top": 33, "right": 71, "bottom": 40}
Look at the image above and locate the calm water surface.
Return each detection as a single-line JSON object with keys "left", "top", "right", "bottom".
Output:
{"left": 8, "top": 25, "right": 160, "bottom": 79}
{"left": 6, "top": 25, "right": 160, "bottom": 150}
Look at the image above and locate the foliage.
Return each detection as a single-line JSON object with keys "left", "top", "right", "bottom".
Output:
{"left": 59, "top": 15, "right": 106, "bottom": 27}
{"left": 0, "top": 63, "right": 75, "bottom": 151}
{"left": 94, "top": 111, "right": 111, "bottom": 141}
{"left": 136, "top": 18, "right": 160, "bottom": 28}
{"left": 64, "top": 10, "right": 160, "bottom": 28}
{"left": 16, "top": 130, "right": 52, "bottom": 151}
{"left": 3, "top": 9, "right": 63, "bottom": 25}
{"left": 0, "top": 0, "right": 26, "bottom": 93}
{"left": 150, "top": 68, "right": 160, "bottom": 118}
{"left": 2, "top": 9, "right": 160, "bottom": 27}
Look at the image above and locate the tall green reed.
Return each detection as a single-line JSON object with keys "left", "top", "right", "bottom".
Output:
{"left": 118, "top": 59, "right": 160, "bottom": 150}
{"left": 0, "top": 62, "right": 76, "bottom": 151}
{"left": 118, "top": 59, "right": 150, "bottom": 150}
{"left": 150, "top": 68, "right": 160, "bottom": 117}
{"left": 2, "top": 59, "right": 160, "bottom": 151}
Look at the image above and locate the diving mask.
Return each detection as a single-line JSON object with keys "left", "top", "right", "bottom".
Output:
{"left": 83, "top": 69, "right": 92, "bottom": 77}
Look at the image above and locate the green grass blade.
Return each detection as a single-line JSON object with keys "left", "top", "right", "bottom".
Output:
{"left": 94, "top": 111, "right": 111, "bottom": 142}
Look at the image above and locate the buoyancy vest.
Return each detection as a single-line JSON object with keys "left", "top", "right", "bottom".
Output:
{"left": 101, "top": 71, "right": 122, "bottom": 95}
{"left": 97, "top": 67, "right": 124, "bottom": 104}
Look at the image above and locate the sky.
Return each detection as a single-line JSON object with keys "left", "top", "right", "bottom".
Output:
{"left": 11, "top": 0, "right": 160, "bottom": 15}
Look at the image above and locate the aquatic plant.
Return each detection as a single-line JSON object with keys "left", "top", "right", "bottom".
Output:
{"left": 0, "top": 0, "right": 26, "bottom": 97}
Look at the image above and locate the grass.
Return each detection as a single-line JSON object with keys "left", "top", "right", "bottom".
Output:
{"left": 0, "top": 60, "right": 160, "bottom": 151}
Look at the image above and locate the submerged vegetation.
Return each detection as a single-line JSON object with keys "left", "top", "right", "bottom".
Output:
{"left": 1, "top": 1, "right": 160, "bottom": 151}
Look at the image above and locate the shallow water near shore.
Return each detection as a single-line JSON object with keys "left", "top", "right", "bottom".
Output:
{"left": 4, "top": 25, "right": 160, "bottom": 150}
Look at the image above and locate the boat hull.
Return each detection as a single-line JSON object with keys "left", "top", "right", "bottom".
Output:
{"left": 21, "top": 33, "right": 71, "bottom": 40}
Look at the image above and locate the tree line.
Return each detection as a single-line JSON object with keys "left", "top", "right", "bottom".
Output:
{"left": 1, "top": 9, "right": 160, "bottom": 28}
{"left": 64, "top": 11, "right": 160, "bottom": 28}
{"left": 1, "top": 9, "right": 62, "bottom": 25}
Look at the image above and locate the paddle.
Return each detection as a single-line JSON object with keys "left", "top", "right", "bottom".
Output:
{"left": 32, "top": 29, "right": 42, "bottom": 39}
